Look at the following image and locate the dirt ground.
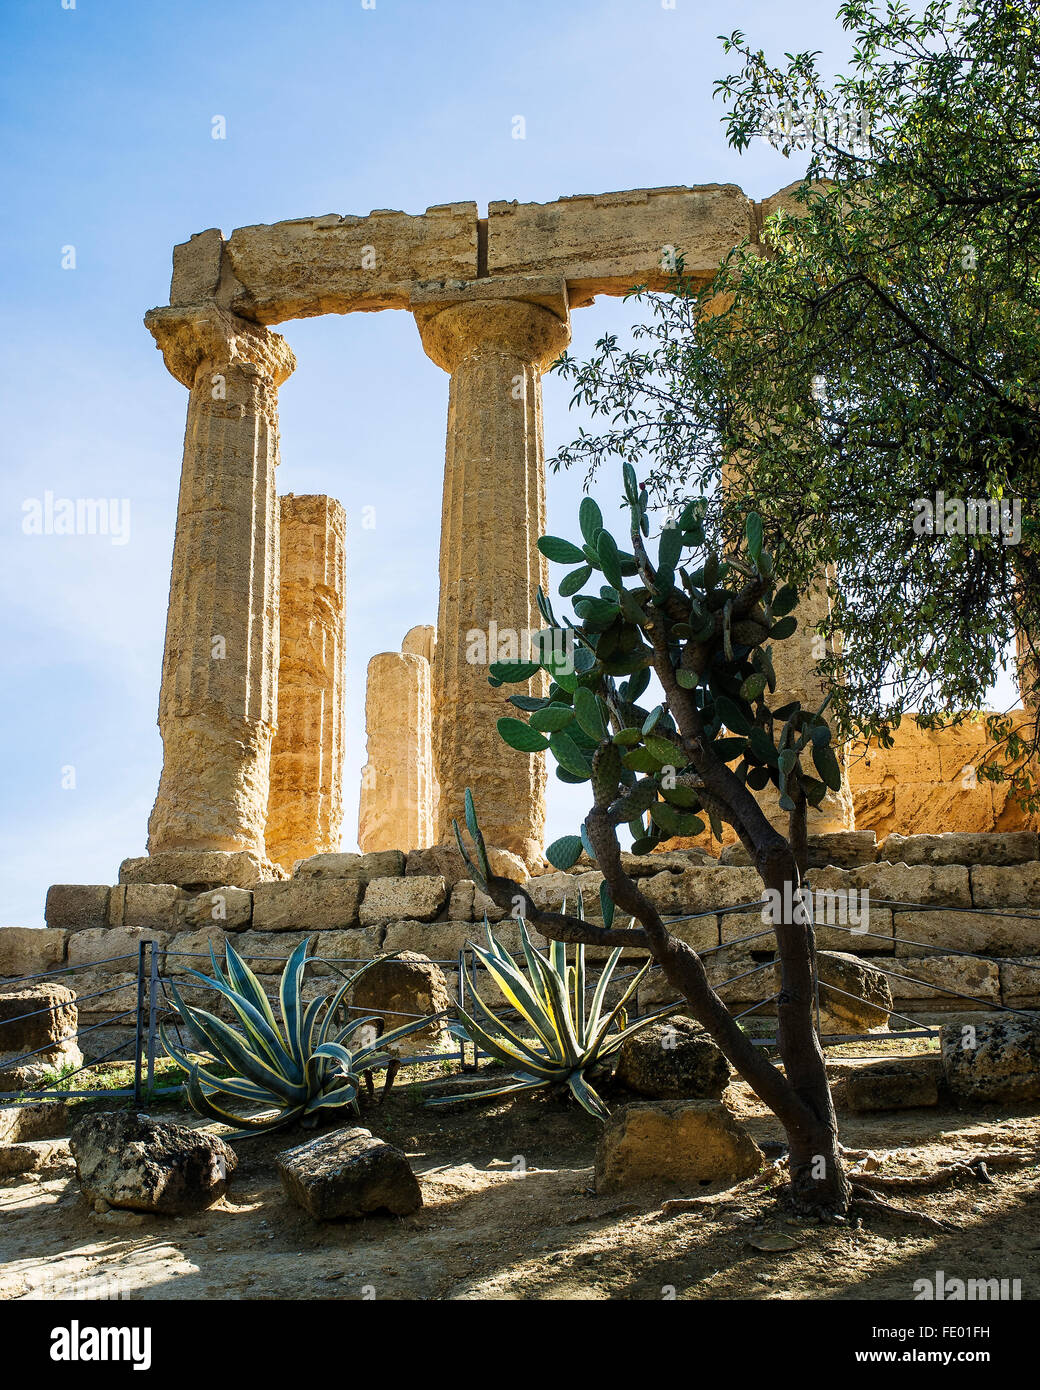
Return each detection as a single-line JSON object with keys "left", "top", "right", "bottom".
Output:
{"left": 1, "top": 1067, "right": 1038, "bottom": 1302}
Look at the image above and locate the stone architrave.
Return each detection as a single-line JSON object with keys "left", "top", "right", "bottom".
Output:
{"left": 144, "top": 305, "right": 295, "bottom": 858}
{"left": 413, "top": 277, "right": 571, "bottom": 865}
{"left": 265, "top": 494, "right": 347, "bottom": 872}
{"left": 358, "top": 650, "right": 435, "bottom": 854}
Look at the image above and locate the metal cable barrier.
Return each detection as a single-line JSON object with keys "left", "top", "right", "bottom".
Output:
{"left": 2, "top": 898, "right": 1037, "bottom": 1107}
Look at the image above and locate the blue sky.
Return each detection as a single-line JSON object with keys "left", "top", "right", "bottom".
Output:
{"left": 1, "top": 0, "right": 975, "bottom": 925}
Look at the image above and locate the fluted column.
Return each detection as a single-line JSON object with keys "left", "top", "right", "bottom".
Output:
{"left": 414, "top": 278, "right": 570, "bottom": 865}
{"left": 144, "top": 304, "right": 296, "bottom": 855}
{"left": 265, "top": 494, "right": 347, "bottom": 871}
{"left": 358, "top": 649, "right": 435, "bottom": 853}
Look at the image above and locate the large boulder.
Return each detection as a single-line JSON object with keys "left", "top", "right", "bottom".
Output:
{"left": 349, "top": 952, "right": 451, "bottom": 1055}
{"left": 614, "top": 1018, "right": 730, "bottom": 1099}
{"left": 844, "top": 1060, "right": 941, "bottom": 1112}
{"left": 595, "top": 1099, "right": 763, "bottom": 1192}
{"left": 940, "top": 1014, "right": 1040, "bottom": 1104}
{"left": 277, "top": 1126, "right": 422, "bottom": 1219}
{"left": 69, "top": 1112, "right": 236, "bottom": 1214}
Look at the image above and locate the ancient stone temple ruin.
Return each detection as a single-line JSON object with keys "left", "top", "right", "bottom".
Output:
{"left": 135, "top": 181, "right": 865, "bottom": 880}
{"left": 9, "top": 185, "right": 1038, "bottom": 1051}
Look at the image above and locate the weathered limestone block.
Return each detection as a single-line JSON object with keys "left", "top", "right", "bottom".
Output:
{"left": 845, "top": 1061, "right": 941, "bottom": 1112}
{"left": 872, "top": 954, "right": 1000, "bottom": 1005}
{"left": 359, "top": 876, "right": 447, "bottom": 927}
{"left": 59, "top": 972, "right": 139, "bottom": 1022}
{"left": 225, "top": 929, "right": 381, "bottom": 974}
{"left": 67, "top": 927, "right": 168, "bottom": 975}
{"left": 614, "top": 1020, "right": 730, "bottom": 1100}
{"left": 382, "top": 918, "right": 522, "bottom": 961}
{"left": 266, "top": 494, "right": 347, "bottom": 873}
{"left": 971, "top": 861, "right": 1040, "bottom": 908}
{"left": 165, "top": 927, "right": 234, "bottom": 969}
{"left": 178, "top": 886, "right": 252, "bottom": 930}
{"left": 892, "top": 909, "right": 1039, "bottom": 959}
{"left": 0, "top": 1100, "right": 67, "bottom": 1145}
{"left": 144, "top": 304, "right": 295, "bottom": 859}
{"left": 0, "top": 928, "right": 67, "bottom": 979}
{"left": 0, "top": 1139, "right": 74, "bottom": 1177}
{"left": 812, "top": 863, "right": 971, "bottom": 907}
{"left": 170, "top": 227, "right": 224, "bottom": 304}
{"left": 999, "top": 958, "right": 1040, "bottom": 1004}
{"left": 123, "top": 884, "right": 184, "bottom": 929}
{"left": 252, "top": 880, "right": 364, "bottom": 932}
{"left": 809, "top": 951, "right": 892, "bottom": 1033}
{"left": 940, "top": 1014, "right": 1040, "bottom": 1103}
{"left": 720, "top": 832, "right": 878, "bottom": 869}
{"left": 720, "top": 905, "right": 893, "bottom": 954}
{"left": 595, "top": 1099, "right": 763, "bottom": 1192}
{"left": 348, "top": 952, "right": 451, "bottom": 1054}
{"left": 447, "top": 879, "right": 507, "bottom": 923}
{"left": 44, "top": 885, "right": 110, "bottom": 931}
{"left": 222, "top": 202, "right": 478, "bottom": 324}
{"left": 402, "top": 623, "right": 436, "bottom": 663}
{"left": 119, "top": 850, "right": 272, "bottom": 892}
{"left": 642, "top": 866, "right": 762, "bottom": 917}
{"left": 881, "top": 831, "right": 1039, "bottom": 866}
{"left": 70, "top": 1112, "right": 236, "bottom": 1215}
{"left": 527, "top": 870, "right": 605, "bottom": 920}
{"left": 414, "top": 279, "right": 571, "bottom": 866}
{"left": 405, "top": 843, "right": 528, "bottom": 886}
{"left": 487, "top": 185, "right": 755, "bottom": 301}
{"left": 276, "top": 1126, "right": 422, "bottom": 1220}
{"left": 0, "top": 982, "right": 77, "bottom": 1053}
{"left": 358, "top": 651, "right": 435, "bottom": 855}
{"left": 295, "top": 850, "right": 405, "bottom": 881}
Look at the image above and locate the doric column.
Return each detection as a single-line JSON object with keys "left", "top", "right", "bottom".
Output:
{"left": 265, "top": 494, "right": 347, "bottom": 871}
{"left": 144, "top": 305, "right": 296, "bottom": 856}
{"left": 413, "top": 277, "right": 571, "bottom": 865}
{"left": 358, "top": 650, "right": 435, "bottom": 853}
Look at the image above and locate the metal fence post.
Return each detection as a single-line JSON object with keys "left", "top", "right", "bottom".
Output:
{"left": 132, "top": 939, "right": 147, "bottom": 1106}
{"left": 145, "top": 940, "right": 160, "bottom": 1098}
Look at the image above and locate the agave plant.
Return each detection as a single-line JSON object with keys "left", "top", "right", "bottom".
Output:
{"left": 430, "top": 907, "right": 675, "bottom": 1119}
{"left": 161, "top": 937, "right": 439, "bottom": 1132}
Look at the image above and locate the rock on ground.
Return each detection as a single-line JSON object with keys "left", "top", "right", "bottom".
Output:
{"left": 813, "top": 951, "right": 893, "bottom": 1033}
{"left": 940, "top": 1013, "right": 1040, "bottom": 1103}
{"left": 595, "top": 1099, "right": 763, "bottom": 1192}
{"left": 844, "top": 1061, "right": 941, "bottom": 1112}
{"left": 276, "top": 1126, "right": 422, "bottom": 1219}
{"left": 614, "top": 1018, "right": 730, "bottom": 1100}
{"left": 69, "top": 1112, "right": 237, "bottom": 1215}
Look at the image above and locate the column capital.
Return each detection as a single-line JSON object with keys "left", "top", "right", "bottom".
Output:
{"left": 412, "top": 275, "right": 570, "bottom": 374}
{"left": 144, "top": 304, "right": 296, "bottom": 389}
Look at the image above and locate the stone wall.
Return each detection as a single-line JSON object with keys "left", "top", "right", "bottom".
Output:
{"left": 847, "top": 714, "right": 1040, "bottom": 838}
{"left": 10, "top": 833, "right": 1040, "bottom": 1063}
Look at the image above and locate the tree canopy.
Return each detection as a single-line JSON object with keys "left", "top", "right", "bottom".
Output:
{"left": 552, "top": 0, "right": 1040, "bottom": 801}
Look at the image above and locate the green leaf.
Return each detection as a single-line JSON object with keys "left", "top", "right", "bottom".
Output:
{"left": 740, "top": 672, "right": 768, "bottom": 703}
{"left": 549, "top": 730, "right": 593, "bottom": 778}
{"left": 612, "top": 726, "right": 643, "bottom": 746}
{"left": 658, "top": 522, "right": 683, "bottom": 574}
{"left": 545, "top": 835, "right": 584, "bottom": 871}
{"left": 812, "top": 741, "right": 843, "bottom": 792}
{"left": 573, "top": 686, "right": 608, "bottom": 740}
{"left": 623, "top": 747, "right": 660, "bottom": 774}
{"left": 529, "top": 703, "right": 577, "bottom": 733}
{"left": 507, "top": 694, "right": 550, "bottom": 712}
{"left": 715, "top": 696, "right": 752, "bottom": 735}
{"left": 597, "top": 529, "right": 624, "bottom": 589}
{"left": 770, "top": 615, "right": 798, "bottom": 641}
{"left": 497, "top": 717, "right": 550, "bottom": 753}
{"left": 573, "top": 596, "right": 621, "bottom": 628}
{"left": 579, "top": 496, "right": 604, "bottom": 545}
{"left": 538, "top": 535, "right": 587, "bottom": 565}
{"left": 559, "top": 564, "right": 593, "bottom": 597}
{"left": 623, "top": 462, "right": 639, "bottom": 503}
{"left": 599, "top": 881, "right": 616, "bottom": 930}
{"left": 645, "top": 734, "right": 681, "bottom": 766}
{"left": 746, "top": 512, "right": 763, "bottom": 564}
{"left": 778, "top": 748, "right": 799, "bottom": 775}
{"left": 676, "top": 668, "right": 698, "bottom": 688}
{"left": 488, "top": 660, "right": 542, "bottom": 683}
{"left": 772, "top": 585, "right": 798, "bottom": 618}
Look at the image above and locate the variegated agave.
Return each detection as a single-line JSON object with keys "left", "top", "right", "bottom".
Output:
{"left": 161, "top": 938, "right": 437, "bottom": 1132}
{"left": 429, "top": 911, "right": 673, "bottom": 1120}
